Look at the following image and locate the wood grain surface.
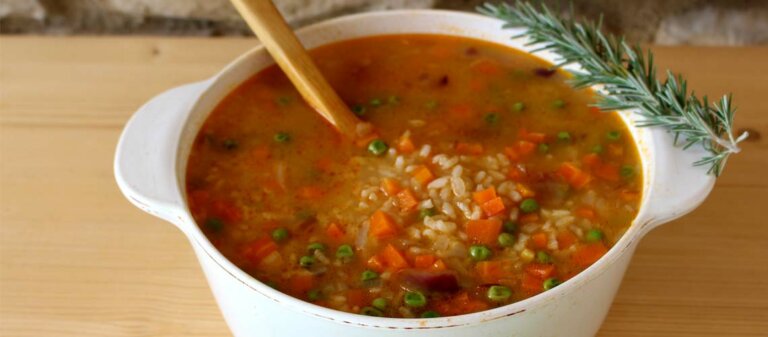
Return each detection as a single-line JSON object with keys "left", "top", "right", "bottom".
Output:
{"left": 1, "top": 37, "right": 766, "bottom": 337}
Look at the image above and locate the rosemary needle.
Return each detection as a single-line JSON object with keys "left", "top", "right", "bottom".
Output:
{"left": 478, "top": 1, "right": 748, "bottom": 176}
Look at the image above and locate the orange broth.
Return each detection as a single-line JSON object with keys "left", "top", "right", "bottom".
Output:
{"left": 185, "top": 34, "right": 642, "bottom": 318}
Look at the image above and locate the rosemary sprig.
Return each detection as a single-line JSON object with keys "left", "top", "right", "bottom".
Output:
{"left": 478, "top": 1, "right": 748, "bottom": 176}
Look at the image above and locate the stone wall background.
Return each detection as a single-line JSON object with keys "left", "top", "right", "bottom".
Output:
{"left": 1, "top": 0, "right": 767, "bottom": 45}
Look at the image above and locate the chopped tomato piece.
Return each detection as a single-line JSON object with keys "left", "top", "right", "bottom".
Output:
{"left": 481, "top": 197, "right": 506, "bottom": 216}
{"left": 380, "top": 178, "right": 401, "bottom": 197}
{"left": 524, "top": 263, "right": 556, "bottom": 279}
{"left": 288, "top": 274, "right": 316, "bottom": 295}
{"left": 414, "top": 254, "right": 436, "bottom": 269}
{"left": 326, "top": 222, "right": 346, "bottom": 242}
{"left": 241, "top": 237, "right": 278, "bottom": 265}
{"left": 397, "top": 135, "right": 416, "bottom": 154}
{"left": 556, "top": 230, "right": 578, "bottom": 249}
{"left": 297, "top": 185, "right": 325, "bottom": 199}
{"left": 530, "top": 232, "right": 548, "bottom": 249}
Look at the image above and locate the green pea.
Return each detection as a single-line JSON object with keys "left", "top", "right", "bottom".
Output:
{"left": 543, "top": 278, "right": 561, "bottom": 290}
{"left": 469, "top": 245, "right": 492, "bottom": 261}
{"left": 352, "top": 104, "right": 367, "bottom": 116}
{"left": 512, "top": 102, "right": 525, "bottom": 112}
{"left": 552, "top": 99, "right": 565, "bottom": 108}
{"left": 403, "top": 291, "right": 427, "bottom": 308}
{"left": 271, "top": 227, "right": 289, "bottom": 242}
{"left": 487, "top": 285, "right": 512, "bottom": 302}
{"left": 591, "top": 144, "right": 604, "bottom": 154}
{"left": 360, "top": 306, "right": 384, "bottom": 316}
{"left": 204, "top": 218, "right": 224, "bottom": 233}
{"left": 361, "top": 270, "right": 379, "bottom": 282}
{"left": 388, "top": 95, "right": 400, "bottom": 105}
{"left": 299, "top": 255, "right": 315, "bottom": 268}
{"left": 585, "top": 229, "right": 604, "bottom": 242}
{"left": 421, "top": 310, "right": 440, "bottom": 318}
{"left": 370, "top": 98, "right": 383, "bottom": 107}
{"left": 606, "top": 131, "right": 621, "bottom": 141}
{"left": 307, "top": 289, "right": 321, "bottom": 301}
{"left": 557, "top": 131, "right": 571, "bottom": 142}
{"left": 223, "top": 139, "right": 238, "bottom": 150}
{"left": 620, "top": 165, "right": 635, "bottom": 178}
{"left": 538, "top": 143, "right": 549, "bottom": 154}
{"left": 307, "top": 242, "right": 326, "bottom": 253}
{"left": 367, "top": 139, "right": 388, "bottom": 156}
{"left": 520, "top": 198, "right": 539, "bottom": 213}
{"left": 503, "top": 221, "right": 517, "bottom": 233}
{"left": 498, "top": 232, "right": 516, "bottom": 247}
{"left": 536, "top": 251, "right": 552, "bottom": 264}
{"left": 276, "top": 96, "right": 291, "bottom": 106}
{"left": 336, "top": 244, "right": 354, "bottom": 261}
{"left": 372, "top": 297, "right": 388, "bottom": 310}
{"left": 419, "top": 207, "right": 437, "bottom": 219}
{"left": 273, "top": 132, "right": 290, "bottom": 143}
{"left": 484, "top": 113, "right": 499, "bottom": 125}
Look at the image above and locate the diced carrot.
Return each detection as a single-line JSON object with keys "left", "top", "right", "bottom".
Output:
{"left": 525, "top": 263, "right": 556, "bottom": 279}
{"left": 516, "top": 140, "right": 536, "bottom": 156}
{"left": 380, "top": 178, "right": 401, "bottom": 197}
{"left": 432, "top": 259, "right": 447, "bottom": 270}
{"left": 475, "top": 260, "right": 515, "bottom": 284}
{"left": 411, "top": 165, "right": 435, "bottom": 185}
{"left": 456, "top": 142, "right": 484, "bottom": 156}
{"left": 556, "top": 230, "right": 578, "bottom": 250}
{"left": 575, "top": 206, "right": 597, "bottom": 220}
{"left": 466, "top": 219, "right": 503, "bottom": 245}
{"left": 594, "top": 163, "right": 620, "bottom": 182}
{"left": 507, "top": 166, "right": 526, "bottom": 181}
{"left": 315, "top": 157, "right": 333, "bottom": 173}
{"left": 354, "top": 132, "right": 380, "bottom": 148}
{"left": 581, "top": 153, "right": 601, "bottom": 168}
{"left": 395, "top": 188, "right": 419, "bottom": 212}
{"left": 519, "top": 128, "right": 547, "bottom": 143}
{"left": 288, "top": 274, "right": 316, "bottom": 295}
{"left": 326, "top": 222, "right": 346, "bottom": 242}
{"left": 572, "top": 243, "right": 608, "bottom": 268}
{"left": 481, "top": 197, "right": 506, "bottom": 216}
{"left": 297, "top": 185, "right": 325, "bottom": 199}
{"left": 521, "top": 273, "right": 544, "bottom": 294}
{"left": 376, "top": 244, "right": 410, "bottom": 271}
{"left": 471, "top": 58, "right": 502, "bottom": 75}
{"left": 369, "top": 210, "right": 398, "bottom": 239}
{"left": 211, "top": 199, "right": 242, "bottom": 223}
{"left": 397, "top": 135, "right": 416, "bottom": 154}
{"left": 558, "top": 162, "right": 592, "bottom": 189}
{"left": 516, "top": 183, "right": 536, "bottom": 198}
{"left": 241, "top": 237, "right": 278, "bottom": 265}
{"left": 519, "top": 213, "right": 540, "bottom": 224}
{"left": 346, "top": 289, "right": 367, "bottom": 308}
{"left": 530, "top": 232, "right": 548, "bottom": 249}
{"left": 473, "top": 187, "right": 497, "bottom": 205}
{"left": 414, "top": 254, "right": 436, "bottom": 269}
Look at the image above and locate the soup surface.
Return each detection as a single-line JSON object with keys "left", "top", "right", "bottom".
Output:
{"left": 186, "top": 35, "right": 642, "bottom": 318}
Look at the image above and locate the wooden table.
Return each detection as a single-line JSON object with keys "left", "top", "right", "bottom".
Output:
{"left": 1, "top": 37, "right": 766, "bottom": 337}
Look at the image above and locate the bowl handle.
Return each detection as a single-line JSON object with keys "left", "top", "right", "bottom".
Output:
{"left": 640, "top": 127, "right": 717, "bottom": 233}
{"left": 114, "top": 81, "right": 209, "bottom": 227}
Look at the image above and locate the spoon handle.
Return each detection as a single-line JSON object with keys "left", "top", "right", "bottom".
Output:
{"left": 230, "top": 0, "right": 360, "bottom": 138}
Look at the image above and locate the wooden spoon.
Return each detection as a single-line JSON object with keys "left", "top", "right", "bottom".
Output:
{"left": 230, "top": 0, "right": 361, "bottom": 138}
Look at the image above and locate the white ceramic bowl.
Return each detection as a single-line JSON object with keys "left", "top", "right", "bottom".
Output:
{"left": 114, "top": 10, "right": 714, "bottom": 337}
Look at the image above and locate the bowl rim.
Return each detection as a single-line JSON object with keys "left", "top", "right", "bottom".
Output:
{"left": 172, "top": 9, "right": 672, "bottom": 329}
